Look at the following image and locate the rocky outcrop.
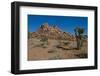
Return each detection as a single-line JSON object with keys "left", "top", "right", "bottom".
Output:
{"left": 29, "top": 23, "right": 73, "bottom": 40}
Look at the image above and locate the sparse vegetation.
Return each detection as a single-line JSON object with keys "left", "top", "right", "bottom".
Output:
{"left": 48, "top": 54, "right": 62, "bottom": 60}
{"left": 56, "top": 40, "right": 71, "bottom": 50}
{"left": 40, "top": 35, "right": 48, "bottom": 44}
{"left": 63, "top": 41, "right": 70, "bottom": 45}
{"left": 28, "top": 23, "right": 87, "bottom": 61}
{"left": 42, "top": 45, "right": 48, "bottom": 48}
{"left": 48, "top": 49, "right": 57, "bottom": 53}
{"left": 75, "top": 53, "right": 87, "bottom": 58}
{"left": 33, "top": 44, "right": 41, "bottom": 47}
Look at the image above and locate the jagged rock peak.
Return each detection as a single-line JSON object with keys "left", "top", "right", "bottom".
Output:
{"left": 40, "top": 23, "right": 49, "bottom": 28}
{"left": 29, "top": 22, "right": 73, "bottom": 40}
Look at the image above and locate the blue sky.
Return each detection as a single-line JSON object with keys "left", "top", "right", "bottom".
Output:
{"left": 28, "top": 15, "right": 88, "bottom": 35}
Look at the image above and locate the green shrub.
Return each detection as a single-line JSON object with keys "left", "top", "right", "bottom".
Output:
{"left": 75, "top": 53, "right": 87, "bottom": 58}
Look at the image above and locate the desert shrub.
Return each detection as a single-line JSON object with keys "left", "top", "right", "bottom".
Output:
{"left": 42, "top": 46, "right": 47, "bottom": 48}
{"left": 40, "top": 35, "right": 49, "bottom": 47}
{"left": 48, "top": 50, "right": 62, "bottom": 60}
{"left": 48, "top": 49, "right": 57, "bottom": 53}
{"left": 63, "top": 41, "right": 70, "bottom": 45}
{"left": 33, "top": 44, "right": 42, "bottom": 47}
{"left": 40, "top": 36, "right": 48, "bottom": 42}
{"left": 75, "top": 53, "right": 87, "bottom": 58}
{"left": 48, "top": 55, "right": 62, "bottom": 60}
{"left": 42, "top": 44, "right": 48, "bottom": 48}
{"left": 40, "top": 43, "right": 44, "bottom": 46}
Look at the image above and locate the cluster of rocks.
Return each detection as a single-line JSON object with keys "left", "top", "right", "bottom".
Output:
{"left": 29, "top": 23, "right": 75, "bottom": 40}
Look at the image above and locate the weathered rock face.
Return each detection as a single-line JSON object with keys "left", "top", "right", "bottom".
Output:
{"left": 29, "top": 23, "right": 73, "bottom": 40}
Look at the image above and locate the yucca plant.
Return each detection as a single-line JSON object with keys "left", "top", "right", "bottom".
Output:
{"left": 74, "top": 27, "right": 84, "bottom": 50}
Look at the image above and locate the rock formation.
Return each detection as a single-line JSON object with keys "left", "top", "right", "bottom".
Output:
{"left": 29, "top": 23, "right": 73, "bottom": 40}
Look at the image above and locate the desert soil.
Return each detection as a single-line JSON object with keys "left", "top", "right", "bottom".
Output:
{"left": 28, "top": 38, "right": 88, "bottom": 61}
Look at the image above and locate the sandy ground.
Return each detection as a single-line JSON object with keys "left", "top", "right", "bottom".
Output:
{"left": 28, "top": 38, "right": 88, "bottom": 61}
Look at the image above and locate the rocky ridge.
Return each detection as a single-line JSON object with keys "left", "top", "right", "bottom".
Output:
{"left": 29, "top": 23, "right": 74, "bottom": 40}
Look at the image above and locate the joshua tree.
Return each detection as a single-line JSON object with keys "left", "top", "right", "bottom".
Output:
{"left": 74, "top": 27, "right": 84, "bottom": 50}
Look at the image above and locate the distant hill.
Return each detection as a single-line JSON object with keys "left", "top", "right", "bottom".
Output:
{"left": 28, "top": 23, "right": 74, "bottom": 40}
